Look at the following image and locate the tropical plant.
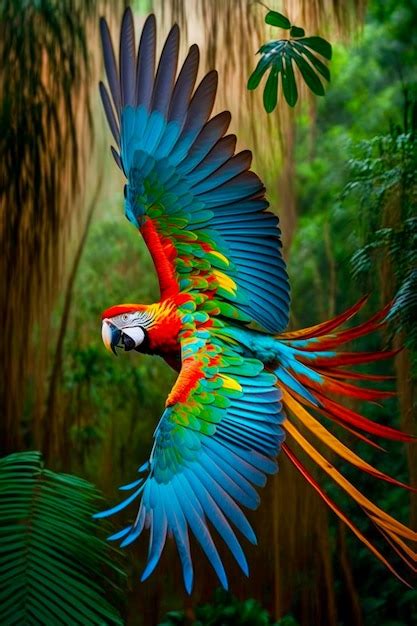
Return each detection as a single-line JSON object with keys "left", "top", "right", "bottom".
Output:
{"left": 0, "top": 0, "right": 101, "bottom": 454}
{"left": 248, "top": 8, "right": 332, "bottom": 111}
{"left": 345, "top": 94, "right": 417, "bottom": 365}
{"left": 158, "top": 589, "right": 298, "bottom": 626}
{"left": 0, "top": 451, "right": 126, "bottom": 625}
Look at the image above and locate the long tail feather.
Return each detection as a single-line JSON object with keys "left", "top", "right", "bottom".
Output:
{"left": 282, "top": 443, "right": 413, "bottom": 587}
{"left": 275, "top": 300, "right": 417, "bottom": 582}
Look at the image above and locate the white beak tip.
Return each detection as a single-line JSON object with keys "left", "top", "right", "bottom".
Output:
{"left": 101, "top": 320, "right": 113, "bottom": 353}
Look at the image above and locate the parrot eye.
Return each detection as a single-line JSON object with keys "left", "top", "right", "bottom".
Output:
{"left": 122, "top": 314, "right": 129, "bottom": 322}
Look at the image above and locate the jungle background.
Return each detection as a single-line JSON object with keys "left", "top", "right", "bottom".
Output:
{"left": 1, "top": 0, "right": 416, "bottom": 624}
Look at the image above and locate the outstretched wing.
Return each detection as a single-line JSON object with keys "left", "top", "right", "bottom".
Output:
{"left": 95, "top": 318, "right": 285, "bottom": 592}
{"left": 99, "top": 9, "right": 290, "bottom": 332}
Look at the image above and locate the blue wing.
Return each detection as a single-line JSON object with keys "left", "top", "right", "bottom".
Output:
{"left": 99, "top": 8, "right": 290, "bottom": 332}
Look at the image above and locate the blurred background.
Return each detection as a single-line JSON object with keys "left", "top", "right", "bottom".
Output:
{"left": 1, "top": 1, "right": 416, "bottom": 624}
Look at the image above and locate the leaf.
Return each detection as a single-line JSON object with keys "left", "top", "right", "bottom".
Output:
{"left": 290, "top": 47, "right": 325, "bottom": 96}
{"left": 281, "top": 54, "right": 298, "bottom": 107}
{"left": 265, "top": 10, "right": 291, "bottom": 30}
{"left": 298, "top": 36, "right": 332, "bottom": 60}
{"left": 258, "top": 40, "right": 283, "bottom": 55}
{"left": 293, "top": 41, "right": 330, "bottom": 82}
{"left": 248, "top": 10, "right": 333, "bottom": 111}
{"left": 0, "top": 451, "right": 126, "bottom": 626}
{"left": 290, "top": 25, "right": 305, "bottom": 38}
{"left": 263, "top": 66, "right": 279, "bottom": 113}
{"left": 247, "top": 54, "right": 274, "bottom": 90}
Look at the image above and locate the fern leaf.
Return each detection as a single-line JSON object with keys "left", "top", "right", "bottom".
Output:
{"left": 0, "top": 451, "right": 125, "bottom": 625}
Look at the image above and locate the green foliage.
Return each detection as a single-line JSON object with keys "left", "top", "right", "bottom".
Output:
{"left": 289, "top": 4, "right": 417, "bottom": 624}
{"left": 248, "top": 8, "right": 332, "bottom": 111}
{"left": 276, "top": 618, "right": 299, "bottom": 626}
{"left": 344, "top": 99, "right": 417, "bottom": 364}
{"left": 265, "top": 10, "right": 291, "bottom": 30}
{"left": 0, "top": 0, "right": 101, "bottom": 453}
{"left": 387, "top": 268, "right": 417, "bottom": 345}
{"left": 159, "top": 589, "right": 299, "bottom": 626}
{"left": 0, "top": 451, "right": 126, "bottom": 625}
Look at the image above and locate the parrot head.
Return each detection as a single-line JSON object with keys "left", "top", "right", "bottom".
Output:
{"left": 101, "top": 304, "right": 150, "bottom": 355}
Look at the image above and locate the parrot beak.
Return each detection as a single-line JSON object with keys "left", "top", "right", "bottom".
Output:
{"left": 102, "top": 319, "right": 121, "bottom": 355}
{"left": 102, "top": 319, "right": 146, "bottom": 354}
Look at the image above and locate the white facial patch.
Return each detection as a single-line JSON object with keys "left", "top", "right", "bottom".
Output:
{"left": 123, "top": 326, "right": 145, "bottom": 347}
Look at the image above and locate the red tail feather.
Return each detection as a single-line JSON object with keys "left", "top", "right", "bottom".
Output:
{"left": 276, "top": 302, "right": 416, "bottom": 583}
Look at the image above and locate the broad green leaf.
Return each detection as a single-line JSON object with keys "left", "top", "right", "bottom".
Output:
{"left": 293, "top": 41, "right": 330, "bottom": 81}
{"left": 247, "top": 54, "right": 274, "bottom": 90}
{"left": 290, "top": 47, "right": 325, "bottom": 96}
{"left": 258, "top": 40, "right": 284, "bottom": 55}
{"left": 299, "top": 36, "right": 332, "bottom": 60}
{"left": 265, "top": 10, "right": 291, "bottom": 29}
{"left": 263, "top": 64, "right": 280, "bottom": 113}
{"left": 281, "top": 54, "right": 298, "bottom": 107}
{"left": 290, "top": 25, "right": 305, "bottom": 37}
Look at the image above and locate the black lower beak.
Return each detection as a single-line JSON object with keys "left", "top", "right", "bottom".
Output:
{"left": 110, "top": 325, "right": 121, "bottom": 355}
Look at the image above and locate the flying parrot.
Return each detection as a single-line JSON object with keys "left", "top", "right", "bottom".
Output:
{"left": 96, "top": 8, "right": 417, "bottom": 592}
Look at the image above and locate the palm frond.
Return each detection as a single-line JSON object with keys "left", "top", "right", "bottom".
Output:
{"left": 0, "top": 451, "right": 125, "bottom": 626}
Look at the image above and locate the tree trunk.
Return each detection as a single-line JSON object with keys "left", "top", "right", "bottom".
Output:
{"left": 42, "top": 172, "right": 103, "bottom": 463}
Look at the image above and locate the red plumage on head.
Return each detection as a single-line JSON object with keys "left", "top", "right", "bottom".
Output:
{"left": 101, "top": 304, "right": 145, "bottom": 320}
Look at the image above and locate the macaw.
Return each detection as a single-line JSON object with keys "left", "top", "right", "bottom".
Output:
{"left": 95, "top": 8, "right": 416, "bottom": 592}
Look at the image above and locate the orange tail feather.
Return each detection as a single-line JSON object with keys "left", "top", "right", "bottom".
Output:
{"left": 276, "top": 300, "right": 416, "bottom": 583}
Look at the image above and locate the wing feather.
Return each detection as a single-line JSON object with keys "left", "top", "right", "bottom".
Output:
{"left": 152, "top": 25, "right": 179, "bottom": 115}
{"left": 168, "top": 44, "right": 200, "bottom": 124}
{"left": 120, "top": 8, "right": 136, "bottom": 107}
{"left": 179, "top": 112, "right": 232, "bottom": 174}
{"left": 100, "top": 17, "right": 121, "bottom": 116}
{"left": 99, "top": 10, "right": 290, "bottom": 332}
{"left": 135, "top": 14, "right": 156, "bottom": 109}
{"left": 99, "top": 82, "right": 120, "bottom": 146}
{"left": 95, "top": 322, "right": 285, "bottom": 591}
{"left": 180, "top": 70, "right": 218, "bottom": 137}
